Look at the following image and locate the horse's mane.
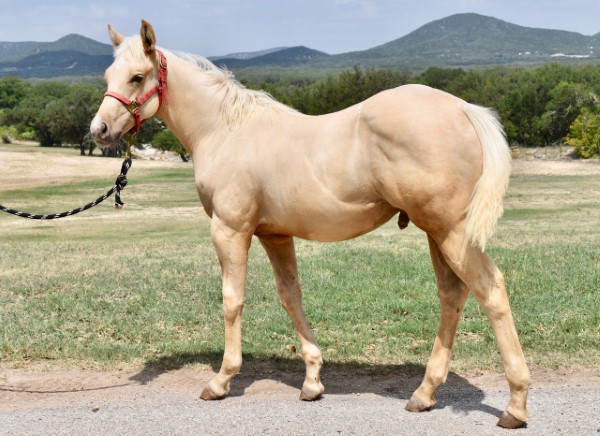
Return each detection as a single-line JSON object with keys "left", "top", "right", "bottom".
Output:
{"left": 173, "top": 51, "right": 298, "bottom": 126}
{"left": 115, "top": 36, "right": 296, "bottom": 128}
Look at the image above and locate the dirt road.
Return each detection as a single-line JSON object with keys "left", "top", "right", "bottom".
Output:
{"left": 1, "top": 365, "right": 598, "bottom": 435}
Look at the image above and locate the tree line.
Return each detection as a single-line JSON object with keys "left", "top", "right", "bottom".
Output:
{"left": 1, "top": 63, "right": 600, "bottom": 158}
{"left": 0, "top": 78, "right": 163, "bottom": 157}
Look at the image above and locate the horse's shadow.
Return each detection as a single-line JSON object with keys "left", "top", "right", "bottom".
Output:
{"left": 129, "top": 352, "right": 503, "bottom": 419}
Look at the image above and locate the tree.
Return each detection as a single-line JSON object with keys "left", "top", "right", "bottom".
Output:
{"left": 43, "top": 85, "right": 103, "bottom": 155}
{"left": 137, "top": 117, "right": 164, "bottom": 144}
{"left": 2, "top": 82, "right": 70, "bottom": 146}
{"left": 2, "top": 82, "right": 103, "bottom": 151}
{"left": 152, "top": 129, "right": 189, "bottom": 161}
{"left": 540, "top": 81, "right": 598, "bottom": 145}
{"left": 0, "top": 77, "right": 31, "bottom": 109}
{"left": 290, "top": 66, "right": 411, "bottom": 115}
{"left": 418, "top": 67, "right": 466, "bottom": 91}
{"left": 444, "top": 69, "right": 503, "bottom": 107}
{"left": 500, "top": 84, "right": 545, "bottom": 146}
{"left": 564, "top": 107, "right": 600, "bottom": 158}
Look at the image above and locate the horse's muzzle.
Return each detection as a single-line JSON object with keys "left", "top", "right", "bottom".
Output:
{"left": 90, "top": 116, "right": 121, "bottom": 147}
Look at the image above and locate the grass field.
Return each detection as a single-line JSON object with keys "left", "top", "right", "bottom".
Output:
{"left": 0, "top": 144, "right": 598, "bottom": 374}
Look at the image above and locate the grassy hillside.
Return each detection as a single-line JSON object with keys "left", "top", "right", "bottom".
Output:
{"left": 348, "top": 13, "right": 597, "bottom": 66}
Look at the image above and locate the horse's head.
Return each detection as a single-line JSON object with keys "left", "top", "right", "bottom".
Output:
{"left": 91, "top": 20, "right": 166, "bottom": 147}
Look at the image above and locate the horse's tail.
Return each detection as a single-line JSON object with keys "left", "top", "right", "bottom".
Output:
{"left": 461, "top": 103, "right": 512, "bottom": 251}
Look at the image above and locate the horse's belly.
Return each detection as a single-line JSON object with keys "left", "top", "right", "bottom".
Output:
{"left": 258, "top": 201, "right": 397, "bottom": 242}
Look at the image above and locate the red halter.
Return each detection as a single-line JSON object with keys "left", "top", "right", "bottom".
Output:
{"left": 104, "top": 49, "right": 168, "bottom": 133}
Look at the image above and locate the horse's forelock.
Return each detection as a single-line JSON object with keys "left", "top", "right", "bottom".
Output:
{"left": 113, "top": 35, "right": 149, "bottom": 63}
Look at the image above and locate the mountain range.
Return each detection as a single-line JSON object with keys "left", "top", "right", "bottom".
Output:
{"left": 0, "top": 33, "right": 113, "bottom": 78}
{"left": 1, "top": 13, "right": 598, "bottom": 79}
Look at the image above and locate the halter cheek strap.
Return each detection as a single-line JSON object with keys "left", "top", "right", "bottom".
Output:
{"left": 104, "top": 49, "right": 168, "bottom": 133}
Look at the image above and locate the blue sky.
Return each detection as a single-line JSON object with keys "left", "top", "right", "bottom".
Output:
{"left": 1, "top": 0, "right": 599, "bottom": 56}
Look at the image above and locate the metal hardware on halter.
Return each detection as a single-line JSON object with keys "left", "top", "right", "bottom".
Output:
{"left": 126, "top": 100, "right": 141, "bottom": 116}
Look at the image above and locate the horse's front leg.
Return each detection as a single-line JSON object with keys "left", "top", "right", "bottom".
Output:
{"left": 201, "top": 216, "right": 252, "bottom": 400}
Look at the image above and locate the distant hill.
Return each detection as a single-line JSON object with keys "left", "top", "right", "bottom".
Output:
{"left": 1, "top": 50, "right": 114, "bottom": 78}
{"left": 329, "top": 13, "right": 598, "bottom": 68}
{"left": 1, "top": 13, "right": 599, "bottom": 79}
{"left": 0, "top": 34, "right": 113, "bottom": 78}
{"left": 209, "top": 47, "right": 288, "bottom": 61}
{"left": 214, "top": 46, "right": 330, "bottom": 68}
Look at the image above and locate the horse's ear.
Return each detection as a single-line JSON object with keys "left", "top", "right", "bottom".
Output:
{"left": 140, "top": 19, "right": 156, "bottom": 54}
{"left": 108, "top": 24, "right": 124, "bottom": 48}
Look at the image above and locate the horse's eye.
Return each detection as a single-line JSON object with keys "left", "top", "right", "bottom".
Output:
{"left": 131, "top": 74, "right": 144, "bottom": 84}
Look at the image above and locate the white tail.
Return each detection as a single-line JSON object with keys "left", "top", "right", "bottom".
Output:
{"left": 462, "top": 103, "right": 512, "bottom": 251}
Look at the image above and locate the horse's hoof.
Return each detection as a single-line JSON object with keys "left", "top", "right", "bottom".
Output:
{"left": 200, "top": 387, "right": 224, "bottom": 401}
{"left": 497, "top": 411, "right": 527, "bottom": 429}
{"left": 299, "top": 391, "right": 322, "bottom": 401}
{"left": 299, "top": 381, "right": 324, "bottom": 401}
{"left": 404, "top": 396, "right": 434, "bottom": 413}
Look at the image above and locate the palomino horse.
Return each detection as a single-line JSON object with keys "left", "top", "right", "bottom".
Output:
{"left": 91, "top": 20, "right": 530, "bottom": 429}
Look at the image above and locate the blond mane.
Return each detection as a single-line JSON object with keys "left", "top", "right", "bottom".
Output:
{"left": 171, "top": 51, "right": 297, "bottom": 127}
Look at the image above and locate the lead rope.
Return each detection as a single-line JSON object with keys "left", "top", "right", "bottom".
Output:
{"left": 0, "top": 135, "right": 135, "bottom": 220}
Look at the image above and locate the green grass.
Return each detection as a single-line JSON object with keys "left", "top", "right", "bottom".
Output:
{"left": 0, "top": 159, "right": 599, "bottom": 373}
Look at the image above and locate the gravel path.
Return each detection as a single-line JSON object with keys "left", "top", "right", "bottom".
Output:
{"left": 1, "top": 366, "right": 598, "bottom": 435}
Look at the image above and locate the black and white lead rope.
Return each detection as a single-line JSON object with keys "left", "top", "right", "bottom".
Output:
{"left": 0, "top": 158, "right": 132, "bottom": 220}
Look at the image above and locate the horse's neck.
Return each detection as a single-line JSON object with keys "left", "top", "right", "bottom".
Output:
{"left": 157, "top": 56, "right": 227, "bottom": 156}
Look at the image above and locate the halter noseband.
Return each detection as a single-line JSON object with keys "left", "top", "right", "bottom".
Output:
{"left": 104, "top": 49, "right": 168, "bottom": 133}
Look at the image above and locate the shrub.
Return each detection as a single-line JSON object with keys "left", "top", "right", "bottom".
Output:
{"left": 0, "top": 125, "right": 18, "bottom": 143}
{"left": 564, "top": 107, "right": 600, "bottom": 158}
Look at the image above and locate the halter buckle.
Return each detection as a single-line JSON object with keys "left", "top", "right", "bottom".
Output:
{"left": 126, "top": 100, "right": 140, "bottom": 115}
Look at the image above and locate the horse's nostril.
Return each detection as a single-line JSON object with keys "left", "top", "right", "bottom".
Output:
{"left": 91, "top": 118, "right": 111, "bottom": 145}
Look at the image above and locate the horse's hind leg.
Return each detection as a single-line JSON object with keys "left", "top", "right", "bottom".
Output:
{"left": 435, "top": 230, "right": 530, "bottom": 428}
{"left": 406, "top": 235, "right": 470, "bottom": 413}
{"left": 259, "top": 235, "right": 325, "bottom": 400}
